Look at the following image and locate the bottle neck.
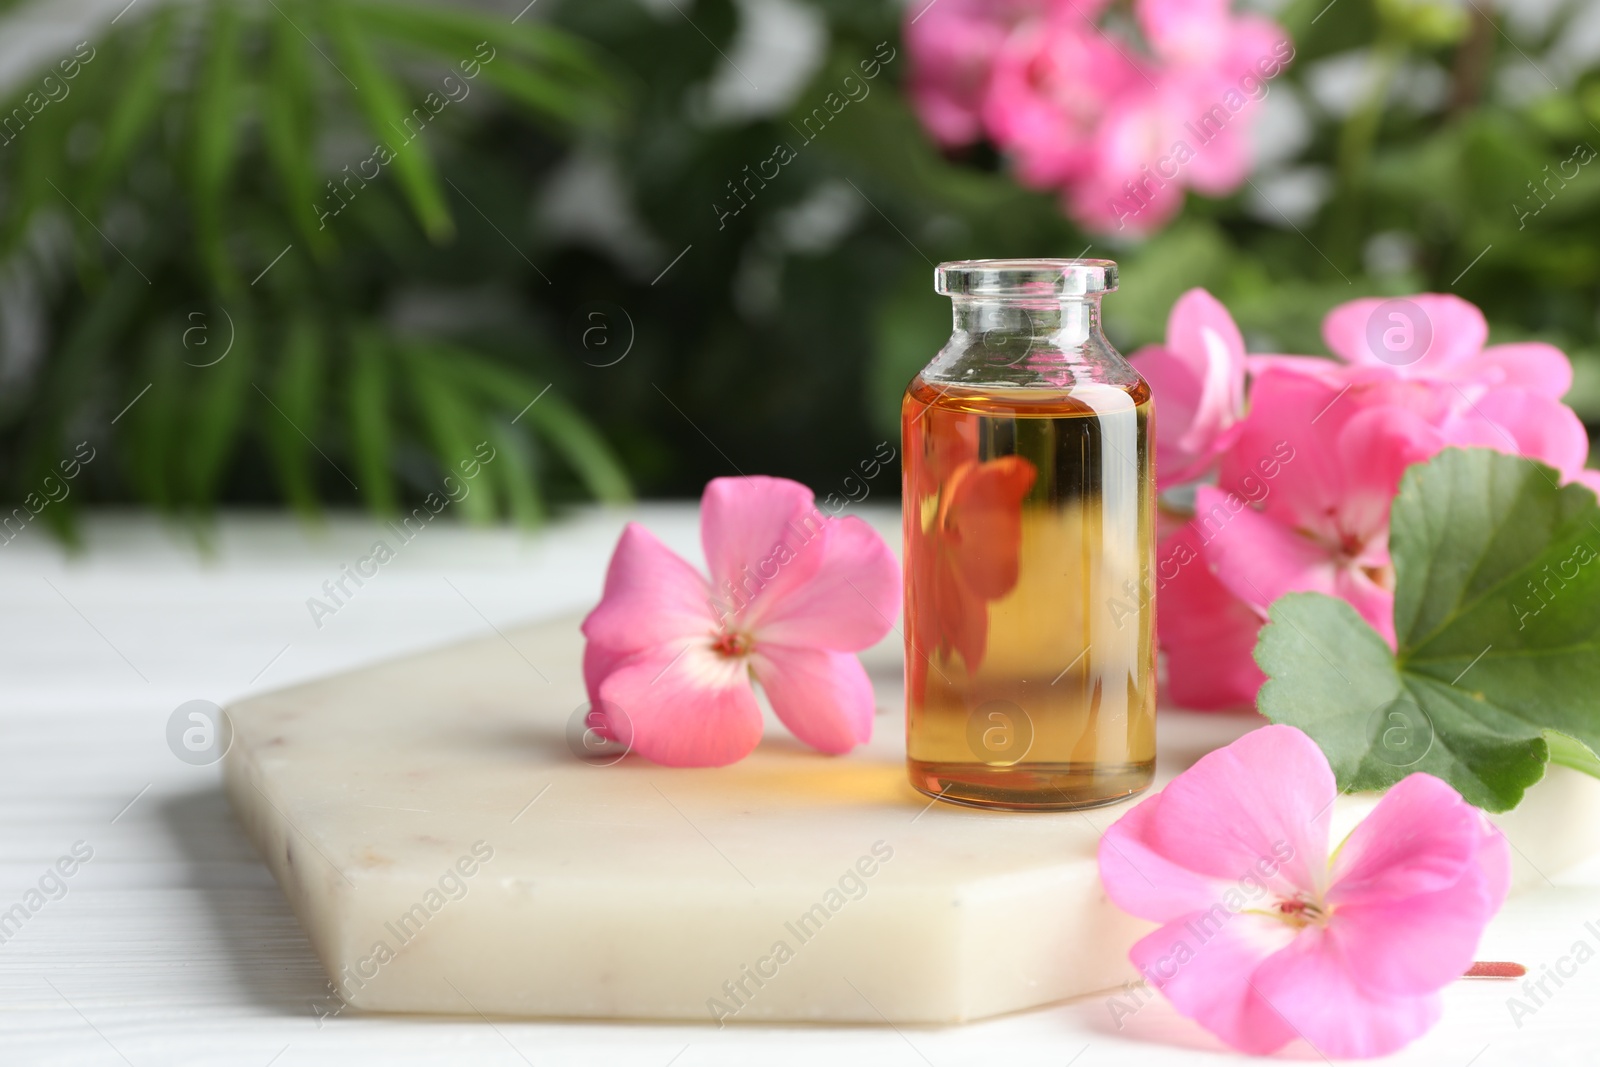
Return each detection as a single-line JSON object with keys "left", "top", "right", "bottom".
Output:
{"left": 952, "top": 296, "right": 1103, "bottom": 352}
{"left": 926, "top": 293, "right": 1134, "bottom": 390}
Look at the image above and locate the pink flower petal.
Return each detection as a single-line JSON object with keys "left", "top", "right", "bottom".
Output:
{"left": 1218, "top": 369, "right": 1353, "bottom": 531}
{"left": 1133, "top": 0, "right": 1242, "bottom": 66}
{"left": 596, "top": 641, "right": 763, "bottom": 767}
{"left": 583, "top": 639, "right": 632, "bottom": 704}
{"left": 1195, "top": 484, "right": 1334, "bottom": 602}
{"left": 938, "top": 455, "right": 1038, "bottom": 601}
{"left": 1207, "top": 374, "right": 1445, "bottom": 650}
{"left": 1132, "top": 288, "right": 1248, "bottom": 486}
{"left": 1346, "top": 371, "right": 1466, "bottom": 426}
{"left": 581, "top": 523, "right": 713, "bottom": 653}
{"left": 1251, "top": 928, "right": 1443, "bottom": 1058}
{"left": 1190, "top": 484, "right": 1399, "bottom": 647}
{"left": 750, "top": 644, "right": 876, "bottom": 754}
{"left": 747, "top": 515, "right": 901, "bottom": 651}
{"left": 1333, "top": 405, "right": 1444, "bottom": 541}
{"left": 700, "top": 476, "right": 830, "bottom": 627}
{"left": 1146, "top": 725, "right": 1334, "bottom": 895}
{"left": 1320, "top": 776, "right": 1508, "bottom": 998}
{"left": 1328, "top": 773, "right": 1484, "bottom": 905}
{"left": 1174, "top": 89, "right": 1256, "bottom": 194}
{"left": 1322, "top": 293, "right": 1487, "bottom": 374}
{"left": 1221, "top": 369, "right": 1439, "bottom": 543}
{"left": 1475, "top": 341, "right": 1574, "bottom": 398}
{"left": 1154, "top": 524, "right": 1267, "bottom": 711}
{"left": 1067, "top": 159, "right": 1186, "bottom": 234}
{"left": 1456, "top": 388, "right": 1590, "bottom": 478}
{"left": 1328, "top": 568, "right": 1399, "bottom": 648}
{"left": 1244, "top": 353, "right": 1350, "bottom": 388}
{"left": 1099, "top": 792, "right": 1248, "bottom": 921}
{"left": 981, "top": 14, "right": 1141, "bottom": 188}
{"left": 1167, "top": 288, "right": 1247, "bottom": 417}
{"left": 1476, "top": 818, "right": 1514, "bottom": 912}
{"left": 903, "top": 0, "right": 1018, "bottom": 148}
{"left": 1128, "top": 913, "right": 1299, "bottom": 1055}
{"left": 1131, "top": 344, "right": 1206, "bottom": 481}
{"left": 1328, "top": 870, "right": 1500, "bottom": 999}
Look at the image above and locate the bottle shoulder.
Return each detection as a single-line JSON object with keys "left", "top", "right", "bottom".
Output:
{"left": 904, "top": 373, "right": 1150, "bottom": 417}
{"left": 917, "top": 330, "right": 1146, "bottom": 398}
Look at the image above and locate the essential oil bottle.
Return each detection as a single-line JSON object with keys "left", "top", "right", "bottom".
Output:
{"left": 902, "top": 259, "right": 1156, "bottom": 811}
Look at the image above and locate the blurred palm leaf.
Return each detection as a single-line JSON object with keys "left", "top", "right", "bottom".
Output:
{"left": 0, "top": 0, "right": 631, "bottom": 535}
{"left": 346, "top": 325, "right": 398, "bottom": 516}
{"left": 322, "top": 0, "right": 455, "bottom": 242}
{"left": 263, "top": 313, "right": 325, "bottom": 517}
{"left": 191, "top": 0, "right": 247, "bottom": 289}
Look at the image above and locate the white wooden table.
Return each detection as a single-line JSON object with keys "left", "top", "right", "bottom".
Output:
{"left": 1, "top": 507, "right": 1596, "bottom": 1065}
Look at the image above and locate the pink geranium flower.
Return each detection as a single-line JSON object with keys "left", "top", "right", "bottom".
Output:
{"left": 581, "top": 476, "right": 901, "bottom": 767}
{"left": 1063, "top": 7, "right": 1286, "bottom": 232}
{"left": 980, "top": 8, "right": 1139, "bottom": 190}
{"left": 1201, "top": 368, "right": 1445, "bottom": 645}
{"left": 1156, "top": 369, "right": 1442, "bottom": 704}
{"left": 1099, "top": 725, "right": 1510, "bottom": 1058}
{"left": 903, "top": 0, "right": 1057, "bottom": 148}
{"left": 1146, "top": 288, "right": 1600, "bottom": 709}
{"left": 1254, "top": 293, "right": 1590, "bottom": 483}
{"left": 1129, "top": 287, "right": 1249, "bottom": 489}
{"left": 1321, "top": 293, "right": 1570, "bottom": 395}
{"left": 903, "top": 0, "right": 1290, "bottom": 234}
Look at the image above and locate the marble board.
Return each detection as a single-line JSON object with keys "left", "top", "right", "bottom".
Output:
{"left": 223, "top": 615, "right": 1600, "bottom": 1024}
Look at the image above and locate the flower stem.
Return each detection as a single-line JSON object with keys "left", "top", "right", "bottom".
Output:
{"left": 1545, "top": 730, "right": 1600, "bottom": 779}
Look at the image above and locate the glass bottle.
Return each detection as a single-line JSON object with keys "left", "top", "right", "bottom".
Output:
{"left": 902, "top": 259, "right": 1156, "bottom": 811}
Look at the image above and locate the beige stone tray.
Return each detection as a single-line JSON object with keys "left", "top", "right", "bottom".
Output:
{"left": 223, "top": 616, "right": 1600, "bottom": 1024}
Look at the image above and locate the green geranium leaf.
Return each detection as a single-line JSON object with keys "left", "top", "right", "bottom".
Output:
{"left": 1255, "top": 448, "right": 1600, "bottom": 812}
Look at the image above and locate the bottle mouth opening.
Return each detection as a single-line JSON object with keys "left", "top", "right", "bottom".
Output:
{"left": 935, "top": 258, "right": 1118, "bottom": 298}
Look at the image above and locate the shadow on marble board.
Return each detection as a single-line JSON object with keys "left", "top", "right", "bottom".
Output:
{"left": 473, "top": 716, "right": 928, "bottom": 811}
{"left": 491, "top": 717, "right": 902, "bottom": 768}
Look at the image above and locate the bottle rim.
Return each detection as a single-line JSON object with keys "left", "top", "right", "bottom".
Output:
{"left": 935, "top": 258, "right": 1118, "bottom": 298}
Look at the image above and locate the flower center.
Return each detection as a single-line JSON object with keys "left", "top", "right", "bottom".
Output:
{"left": 1300, "top": 522, "right": 1395, "bottom": 592}
{"left": 1274, "top": 895, "right": 1331, "bottom": 929}
{"left": 711, "top": 630, "right": 752, "bottom": 659}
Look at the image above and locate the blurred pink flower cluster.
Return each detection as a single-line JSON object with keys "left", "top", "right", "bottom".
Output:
{"left": 904, "top": 0, "right": 1292, "bottom": 233}
{"left": 1137, "top": 289, "right": 1600, "bottom": 710}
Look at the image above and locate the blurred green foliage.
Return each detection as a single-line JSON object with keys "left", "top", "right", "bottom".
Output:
{"left": 544, "top": 0, "right": 1600, "bottom": 491}
{"left": 1, "top": 0, "right": 1597, "bottom": 536}
{"left": 0, "top": 0, "right": 630, "bottom": 538}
